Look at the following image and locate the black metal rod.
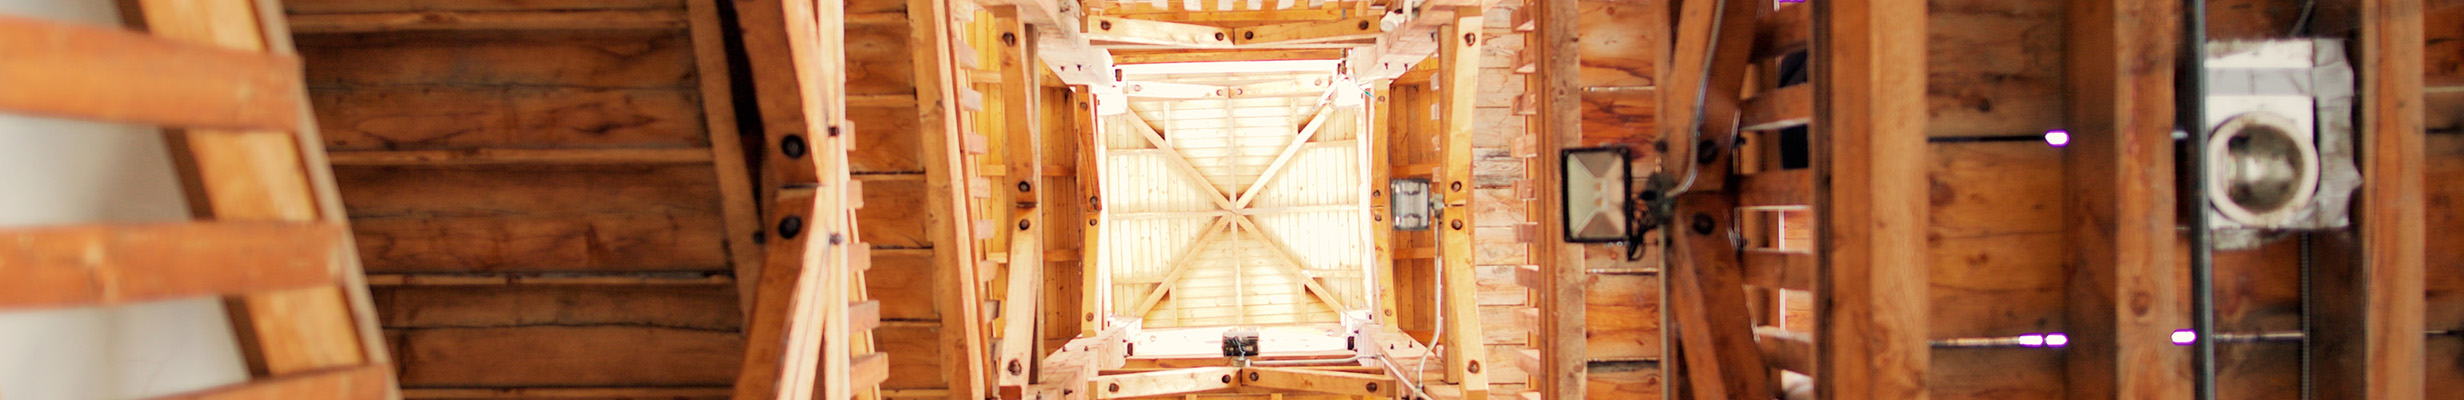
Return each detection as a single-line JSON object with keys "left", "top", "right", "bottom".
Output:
{"left": 2177, "top": 0, "right": 2218, "bottom": 397}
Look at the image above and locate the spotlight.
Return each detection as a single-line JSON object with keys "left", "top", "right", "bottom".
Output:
{"left": 2043, "top": 333, "right": 2069, "bottom": 347}
{"left": 2044, "top": 130, "right": 2071, "bottom": 147}
{"left": 2171, "top": 329, "right": 2197, "bottom": 345}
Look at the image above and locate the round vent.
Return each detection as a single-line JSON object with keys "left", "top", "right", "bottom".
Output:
{"left": 2206, "top": 112, "right": 2320, "bottom": 227}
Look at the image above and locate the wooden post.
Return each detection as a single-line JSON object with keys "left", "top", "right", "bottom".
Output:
{"left": 912, "top": 0, "right": 992, "bottom": 397}
{"left": 993, "top": 6, "right": 1049, "bottom": 394}
{"left": 1530, "top": 0, "right": 1585, "bottom": 396}
{"left": 1811, "top": 0, "right": 1929, "bottom": 398}
{"left": 1079, "top": 91, "right": 1108, "bottom": 337}
{"left": 1369, "top": 87, "right": 1400, "bottom": 326}
{"left": 2061, "top": 0, "right": 2189, "bottom": 397}
{"left": 2318, "top": 0, "right": 2429, "bottom": 398}
{"left": 1434, "top": 7, "right": 1490, "bottom": 398}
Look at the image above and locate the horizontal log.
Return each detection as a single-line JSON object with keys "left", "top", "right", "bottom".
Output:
{"left": 365, "top": 272, "right": 732, "bottom": 286}
{"left": 1739, "top": 84, "right": 1811, "bottom": 131}
{"left": 0, "top": 14, "right": 301, "bottom": 131}
{"left": 327, "top": 148, "right": 713, "bottom": 166}
{"left": 287, "top": 9, "right": 686, "bottom": 33}
{"left": 399, "top": 386, "right": 728, "bottom": 399}
{"left": 1242, "top": 367, "right": 1397, "bottom": 397}
{"left": 158, "top": 364, "right": 389, "bottom": 400}
{"left": 1737, "top": 169, "right": 1811, "bottom": 208}
{"left": 0, "top": 222, "right": 342, "bottom": 309}
{"left": 853, "top": 352, "right": 892, "bottom": 389}
{"left": 1740, "top": 249, "right": 1812, "bottom": 291}
{"left": 1754, "top": 326, "right": 1813, "bottom": 374}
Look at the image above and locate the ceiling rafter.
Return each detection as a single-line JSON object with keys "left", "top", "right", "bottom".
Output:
{"left": 1122, "top": 106, "right": 1239, "bottom": 210}
{"left": 1232, "top": 104, "right": 1335, "bottom": 208}
{"left": 1228, "top": 216, "right": 1353, "bottom": 312}
{"left": 1130, "top": 216, "right": 1236, "bottom": 317}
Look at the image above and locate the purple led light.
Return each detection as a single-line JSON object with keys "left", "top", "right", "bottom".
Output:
{"left": 2045, "top": 130, "right": 2071, "bottom": 147}
{"left": 2016, "top": 334, "right": 2045, "bottom": 347}
{"left": 2171, "top": 329, "right": 2197, "bottom": 345}
{"left": 2043, "top": 333, "right": 2069, "bottom": 347}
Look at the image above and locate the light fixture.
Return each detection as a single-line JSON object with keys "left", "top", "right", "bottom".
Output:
{"left": 2044, "top": 129, "right": 2070, "bottom": 147}
{"left": 1561, "top": 147, "right": 1631, "bottom": 243}
{"left": 1389, "top": 178, "right": 1432, "bottom": 231}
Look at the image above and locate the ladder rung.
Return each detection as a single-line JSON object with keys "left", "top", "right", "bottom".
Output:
{"left": 1511, "top": 348, "right": 1543, "bottom": 380}
{"left": 1741, "top": 249, "right": 1813, "bottom": 291}
{"left": 0, "top": 15, "right": 303, "bottom": 132}
{"left": 851, "top": 352, "right": 891, "bottom": 389}
{"left": 850, "top": 300, "right": 882, "bottom": 332}
{"left": 1513, "top": 265, "right": 1544, "bottom": 290}
{"left": 1740, "top": 84, "right": 1812, "bottom": 131}
{"left": 0, "top": 222, "right": 343, "bottom": 309}
{"left": 1739, "top": 169, "right": 1812, "bottom": 208}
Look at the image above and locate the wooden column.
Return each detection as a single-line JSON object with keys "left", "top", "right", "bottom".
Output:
{"left": 911, "top": 0, "right": 991, "bottom": 397}
{"left": 1529, "top": 0, "right": 1585, "bottom": 397}
{"left": 2060, "top": 0, "right": 2188, "bottom": 398}
{"left": 2318, "top": 0, "right": 2428, "bottom": 398}
{"left": 1811, "top": 0, "right": 1929, "bottom": 398}
{"left": 1078, "top": 91, "right": 1108, "bottom": 337}
{"left": 993, "top": 6, "right": 1049, "bottom": 394}
{"left": 1434, "top": 8, "right": 1490, "bottom": 398}
{"left": 1369, "top": 87, "right": 1400, "bottom": 325}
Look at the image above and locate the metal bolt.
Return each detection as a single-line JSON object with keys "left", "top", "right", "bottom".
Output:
{"left": 1002, "top": 33, "right": 1018, "bottom": 46}
{"left": 1653, "top": 140, "right": 1668, "bottom": 153}
{"left": 1359, "top": 20, "right": 1372, "bottom": 30}
{"left": 1017, "top": 181, "right": 1032, "bottom": 193}
{"left": 827, "top": 125, "right": 842, "bottom": 137}
{"left": 827, "top": 233, "right": 844, "bottom": 245}
{"left": 1109, "top": 383, "right": 1121, "bottom": 392}
{"left": 1244, "top": 31, "right": 1256, "bottom": 40}
{"left": 1248, "top": 371, "right": 1261, "bottom": 381}
{"left": 1367, "top": 382, "right": 1380, "bottom": 392}
{"left": 1008, "top": 359, "right": 1023, "bottom": 375}
{"left": 781, "top": 135, "right": 808, "bottom": 159}
{"left": 1017, "top": 219, "right": 1032, "bottom": 231}
{"left": 1451, "top": 219, "right": 1464, "bottom": 230}
{"left": 1468, "top": 361, "right": 1482, "bottom": 373}
{"left": 1462, "top": 32, "right": 1478, "bottom": 46}
{"left": 1696, "top": 139, "right": 1719, "bottom": 165}
{"left": 1690, "top": 214, "right": 1715, "bottom": 235}
{"left": 777, "top": 216, "right": 804, "bottom": 239}
{"left": 1640, "top": 189, "right": 1662, "bottom": 202}
{"left": 1088, "top": 218, "right": 1099, "bottom": 226}
{"left": 1085, "top": 312, "right": 1094, "bottom": 321}
{"left": 1220, "top": 375, "right": 1232, "bottom": 383}
{"left": 1450, "top": 181, "right": 1463, "bottom": 192}
{"left": 1214, "top": 32, "right": 1226, "bottom": 41}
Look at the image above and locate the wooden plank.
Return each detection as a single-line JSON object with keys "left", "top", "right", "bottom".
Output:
{"left": 0, "top": 14, "right": 302, "bottom": 132}
{"left": 324, "top": 148, "right": 713, "bottom": 165}
{"left": 1435, "top": 9, "right": 1491, "bottom": 398}
{"left": 2060, "top": 0, "right": 2189, "bottom": 397}
{"left": 734, "top": 192, "right": 820, "bottom": 399}
{"left": 684, "top": 0, "right": 764, "bottom": 322}
{"left": 1656, "top": 0, "right": 1763, "bottom": 193}
{"left": 1753, "top": 326, "right": 1812, "bottom": 374}
{"left": 286, "top": 9, "right": 686, "bottom": 33}
{"left": 1739, "top": 84, "right": 1812, "bottom": 131}
{"left": 1229, "top": 217, "right": 1354, "bottom": 312}
{"left": 398, "top": 326, "right": 741, "bottom": 387}
{"left": 371, "top": 285, "right": 739, "bottom": 331}
{"left": 1232, "top": 106, "right": 1334, "bottom": 208}
{"left": 1812, "top": 0, "right": 1931, "bottom": 397}
{"left": 1088, "top": 367, "right": 1241, "bottom": 399}
{"left": 912, "top": 0, "right": 992, "bottom": 395}
{"left": 1753, "top": 3, "right": 1811, "bottom": 59}
{"left": 1371, "top": 87, "right": 1400, "bottom": 327}
{"left": 397, "top": 387, "right": 730, "bottom": 399}
{"left": 1584, "top": 273, "right": 1662, "bottom": 360}
{"left": 297, "top": 30, "right": 695, "bottom": 89}
{"left": 158, "top": 364, "right": 389, "bottom": 400}
{"left": 1121, "top": 107, "right": 1240, "bottom": 209}
{"left": 0, "top": 222, "right": 342, "bottom": 309}
{"left": 1130, "top": 218, "right": 1237, "bottom": 317}
{"left": 2318, "top": 0, "right": 2431, "bottom": 397}
{"left": 1741, "top": 249, "right": 1813, "bottom": 291}
{"left": 279, "top": 0, "right": 687, "bottom": 13}
{"left": 1664, "top": 196, "right": 1772, "bottom": 400}
{"left": 1242, "top": 367, "right": 1397, "bottom": 397}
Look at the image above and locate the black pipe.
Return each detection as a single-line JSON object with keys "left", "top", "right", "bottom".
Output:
{"left": 2176, "top": 0, "right": 2218, "bottom": 397}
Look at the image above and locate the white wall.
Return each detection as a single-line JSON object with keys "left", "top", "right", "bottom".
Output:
{"left": 0, "top": 2, "right": 253, "bottom": 399}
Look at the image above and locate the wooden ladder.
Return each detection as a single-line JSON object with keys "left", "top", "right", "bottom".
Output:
{"left": 0, "top": 0, "right": 398, "bottom": 397}
{"left": 730, "top": 0, "right": 890, "bottom": 399}
{"left": 1656, "top": 0, "right": 1815, "bottom": 399}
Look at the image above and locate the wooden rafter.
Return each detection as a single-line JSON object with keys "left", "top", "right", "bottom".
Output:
{"left": 912, "top": 0, "right": 993, "bottom": 396}
{"left": 0, "top": 222, "right": 343, "bottom": 308}
{"left": 1432, "top": 8, "right": 1488, "bottom": 397}
{"left": 1228, "top": 216, "right": 1355, "bottom": 313}
{"left": 995, "top": 6, "right": 1051, "bottom": 392}
{"left": 2318, "top": 0, "right": 2430, "bottom": 397}
{"left": 1123, "top": 106, "right": 1240, "bottom": 209}
{"left": 1231, "top": 105, "right": 1336, "bottom": 208}
{"left": 1129, "top": 217, "right": 1237, "bottom": 318}
{"left": 2060, "top": 0, "right": 2187, "bottom": 396}
{"left": 0, "top": 13, "right": 303, "bottom": 133}
{"left": 1812, "top": 0, "right": 1932, "bottom": 397}
{"left": 1527, "top": 0, "right": 1583, "bottom": 395}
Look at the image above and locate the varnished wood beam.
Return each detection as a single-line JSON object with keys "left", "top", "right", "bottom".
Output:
{"left": 684, "top": 0, "right": 764, "bottom": 323}
{"left": 2060, "top": 0, "right": 2188, "bottom": 396}
{"left": 157, "top": 364, "right": 389, "bottom": 400}
{"left": 1811, "top": 0, "right": 1930, "bottom": 398}
{"left": 1232, "top": 106, "right": 1334, "bottom": 208}
{"left": 1434, "top": 9, "right": 1488, "bottom": 398}
{"left": 2318, "top": 0, "right": 2429, "bottom": 397}
{"left": 285, "top": 9, "right": 685, "bottom": 33}
{"left": 324, "top": 148, "right": 714, "bottom": 166}
{"left": 1113, "top": 49, "right": 1344, "bottom": 64}
{"left": 994, "top": 7, "right": 1052, "bottom": 393}
{"left": 1665, "top": 196, "right": 1773, "bottom": 400}
{"left": 0, "top": 222, "right": 343, "bottom": 309}
{"left": 912, "top": 0, "right": 993, "bottom": 396}
{"left": 1530, "top": 0, "right": 1585, "bottom": 395}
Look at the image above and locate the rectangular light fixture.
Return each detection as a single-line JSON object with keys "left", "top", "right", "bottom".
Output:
{"left": 1562, "top": 147, "right": 1631, "bottom": 243}
{"left": 1389, "top": 178, "right": 1432, "bottom": 231}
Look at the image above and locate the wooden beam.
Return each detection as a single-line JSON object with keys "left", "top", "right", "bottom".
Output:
{"left": 1664, "top": 196, "right": 1773, "bottom": 400}
{"left": 1369, "top": 87, "right": 1400, "bottom": 326}
{"left": 995, "top": 7, "right": 1052, "bottom": 392}
{"left": 2060, "top": 0, "right": 2188, "bottom": 396}
{"left": 1129, "top": 217, "right": 1236, "bottom": 317}
{"left": 1079, "top": 91, "right": 1111, "bottom": 336}
{"left": 1530, "top": 0, "right": 1585, "bottom": 395}
{"left": 1657, "top": 0, "right": 1763, "bottom": 193}
{"left": 1753, "top": 326, "right": 1814, "bottom": 375}
{"left": 1739, "top": 84, "right": 1813, "bottom": 131}
{"left": 1087, "top": 367, "right": 1241, "bottom": 399}
{"left": 685, "top": 0, "right": 764, "bottom": 323}
{"left": 1122, "top": 107, "right": 1240, "bottom": 209}
{"left": 0, "top": 222, "right": 342, "bottom": 309}
{"left": 323, "top": 148, "right": 714, "bottom": 166}
{"left": 1232, "top": 106, "right": 1335, "bottom": 208}
{"left": 1433, "top": 9, "right": 1488, "bottom": 398}
{"left": 1753, "top": 3, "right": 1812, "bottom": 59}
{"left": 1085, "top": 16, "right": 1235, "bottom": 48}
{"left": 1229, "top": 216, "right": 1356, "bottom": 312}
{"left": 138, "top": 0, "right": 379, "bottom": 379}
{"left": 1740, "top": 249, "right": 1813, "bottom": 291}
{"left": 1230, "top": 17, "right": 1383, "bottom": 46}
{"left": 1738, "top": 169, "right": 1812, "bottom": 208}
{"left": 1240, "top": 367, "right": 1397, "bottom": 397}
{"left": 285, "top": 9, "right": 686, "bottom": 33}
{"left": 157, "top": 364, "right": 389, "bottom": 400}
{"left": 2318, "top": 0, "right": 2430, "bottom": 397}
{"left": 398, "top": 387, "right": 732, "bottom": 399}
{"left": 0, "top": 13, "right": 302, "bottom": 132}
{"left": 1112, "top": 49, "right": 1344, "bottom": 64}
{"left": 912, "top": 0, "right": 992, "bottom": 396}
{"left": 1812, "top": 0, "right": 1931, "bottom": 398}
